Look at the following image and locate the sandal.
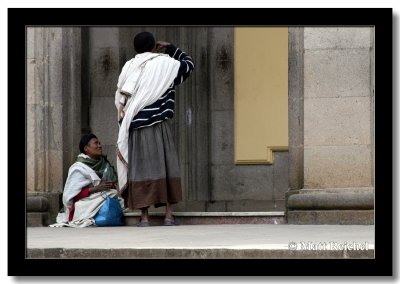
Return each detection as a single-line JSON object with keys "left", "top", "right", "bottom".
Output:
{"left": 136, "top": 218, "right": 150, "bottom": 227}
{"left": 163, "top": 215, "right": 180, "bottom": 226}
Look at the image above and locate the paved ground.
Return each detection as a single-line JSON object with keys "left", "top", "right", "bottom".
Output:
{"left": 27, "top": 224, "right": 374, "bottom": 259}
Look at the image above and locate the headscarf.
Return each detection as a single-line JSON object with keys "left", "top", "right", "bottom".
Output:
{"left": 79, "top": 133, "right": 97, "bottom": 154}
{"left": 76, "top": 154, "right": 118, "bottom": 184}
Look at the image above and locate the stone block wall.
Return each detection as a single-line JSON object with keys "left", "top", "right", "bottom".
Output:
{"left": 303, "top": 27, "right": 374, "bottom": 190}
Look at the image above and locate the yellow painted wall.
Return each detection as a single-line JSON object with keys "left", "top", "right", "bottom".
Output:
{"left": 234, "top": 27, "right": 288, "bottom": 164}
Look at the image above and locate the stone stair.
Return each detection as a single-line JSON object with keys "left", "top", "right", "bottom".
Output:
{"left": 27, "top": 224, "right": 375, "bottom": 259}
{"left": 123, "top": 211, "right": 286, "bottom": 226}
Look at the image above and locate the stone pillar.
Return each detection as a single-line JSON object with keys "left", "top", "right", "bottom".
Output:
{"left": 27, "top": 27, "right": 82, "bottom": 226}
{"left": 287, "top": 27, "right": 374, "bottom": 224}
{"left": 286, "top": 27, "right": 305, "bottom": 219}
{"left": 288, "top": 27, "right": 304, "bottom": 192}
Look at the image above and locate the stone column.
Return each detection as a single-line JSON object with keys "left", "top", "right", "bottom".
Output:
{"left": 287, "top": 27, "right": 374, "bottom": 224}
{"left": 286, "top": 27, "right": 305, "bottom": 220}
{"left": 302, "top": 27, "right": 373, "bottom": 190}
{"left": 27, "top": 27, "right": 82, "bottom": 226}
{"left": 288, "top": 27, "right": 304, "bottom": 192}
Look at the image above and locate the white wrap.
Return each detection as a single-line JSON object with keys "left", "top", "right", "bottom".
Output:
{"left": 49, "top": 155, "right": 123, "bottom": 228}
{"left": 115, "top": 52, "right": 180, "bottom": 192}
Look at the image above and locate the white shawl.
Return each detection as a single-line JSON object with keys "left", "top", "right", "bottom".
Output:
{"left": 49, "top": 155, "right": 123, "bottom": 228}
{"left": 50, "top": 190, "right": 121, "bottom": 228}
{"left": 115, "top": 52, "right": 180, "bottom": 192}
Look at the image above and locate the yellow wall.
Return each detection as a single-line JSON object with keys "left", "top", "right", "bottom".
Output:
{"left": 234, "top": 27, "right": 288, "bottom": 164}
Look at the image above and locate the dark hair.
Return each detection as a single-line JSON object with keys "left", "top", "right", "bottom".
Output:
{"left": 133, "top": 32, "right": 156, "bottom": 53}
{"left": 79, "top": 133, "right": 97, "bottom": 154}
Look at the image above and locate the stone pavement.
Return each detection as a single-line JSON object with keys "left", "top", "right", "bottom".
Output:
{"left": 27, "top": 224, "right": 374, "bottom": 259}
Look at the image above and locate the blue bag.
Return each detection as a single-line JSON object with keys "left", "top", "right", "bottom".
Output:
{"left": 94, "top": 193, "right": 123, "bottom": 226}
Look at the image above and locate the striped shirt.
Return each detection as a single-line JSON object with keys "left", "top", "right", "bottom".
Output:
{"left": 129, "top": 44, "right": 195, "bottom": 130}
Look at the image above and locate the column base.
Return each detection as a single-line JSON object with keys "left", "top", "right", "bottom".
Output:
{"left": 286, "top": 189, "right": 374, "bottom": 225}
{"left": 27, "top": 192, "right": 61, "bottom": 226}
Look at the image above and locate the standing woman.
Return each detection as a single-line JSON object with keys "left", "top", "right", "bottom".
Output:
{"left": 115, "top": 32, "right": 195, "bottom": 227}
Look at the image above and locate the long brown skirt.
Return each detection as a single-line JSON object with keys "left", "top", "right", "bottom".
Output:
{"left": 122, "top": 120, "right": 182, "bottom": 210}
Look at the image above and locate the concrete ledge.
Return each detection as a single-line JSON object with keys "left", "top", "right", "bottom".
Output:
{"left": 300, "top": 187, "right": 374, "bottom": 194}
{"left": 27, "top": 212, "right": 49, "bottom": 227}
{"left": 124, "top": 216, "right": 286, "bottom": 226}
{"left": 287, "top": 210, "right": 374, "bottom": 225}
{"left": 123, "top": 211, "right": 285, "bottom": 217}
{"left": 27, "top": 247, "right": 374, "bottom": 259}
{"left": 27, "top": 225, "right": 374, "bottom": 259}
{"left": 287, "top": 193, "right": 374, "bottom": 210}
{"left": 123, "top": 212, "right": 286, "bottom": 226}
{"left": 27, "top": 196, "right": 49, "bottom": 212}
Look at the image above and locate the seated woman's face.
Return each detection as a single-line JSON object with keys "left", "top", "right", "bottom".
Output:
{"left": 84, "top": 138, "right": 103, "bottom": 159}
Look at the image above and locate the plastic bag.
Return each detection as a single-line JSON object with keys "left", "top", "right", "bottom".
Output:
{"left": 94, "top": 193, "right": 123, "bottom": 226}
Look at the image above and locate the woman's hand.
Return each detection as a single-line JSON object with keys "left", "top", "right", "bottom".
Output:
{"left": 90, "top": 180, "right": 114, "bottom": 194}
{"left": 155, "top": 41, "right": 171, "bottom": 52}
{"left": 119, "top": 104, "right": 125, "bottom": 120}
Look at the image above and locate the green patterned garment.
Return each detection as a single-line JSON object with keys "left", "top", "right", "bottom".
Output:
{"left": 77, "top": 155, "right": 118, "bottom": 184}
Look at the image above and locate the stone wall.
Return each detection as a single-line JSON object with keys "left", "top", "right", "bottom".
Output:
{"left": 208, "top": 28, "right": 288, "bottom": 212}
{"left": 86, "top": 28, "right": 121, "bottom": 168}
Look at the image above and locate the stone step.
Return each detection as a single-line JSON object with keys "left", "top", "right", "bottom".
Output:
{"left": 28, "top": 246, "right": 374, "bottom": 259}
{"left": 27, "top": 225, "right": 375, "bottom": 259}
{"left": 123, "top": 211, "right": 286, "bottom": 226}
{"left": 288, "top": 210, "right": 374, "bottom": 225}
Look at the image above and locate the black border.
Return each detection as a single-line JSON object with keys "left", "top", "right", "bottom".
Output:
{"left": 9, "top": 8, "right": 393, "bottom": 276}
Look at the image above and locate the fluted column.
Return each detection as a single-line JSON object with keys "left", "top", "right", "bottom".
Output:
{"left": 27, "top": 27, "right": 82, "bottom": 225}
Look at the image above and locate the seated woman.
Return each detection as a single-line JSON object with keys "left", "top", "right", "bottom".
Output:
{"left": 51, "top": 133, "right": 121, "bottom": 227}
